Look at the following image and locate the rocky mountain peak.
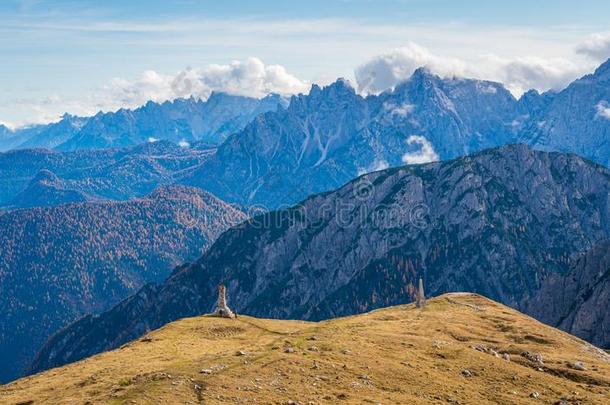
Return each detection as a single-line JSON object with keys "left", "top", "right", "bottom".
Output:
{"left": 593, "top": 58, "right": 610, "bottom": 81}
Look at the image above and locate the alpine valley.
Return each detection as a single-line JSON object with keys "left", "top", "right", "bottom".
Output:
{"left": 1, "top": 57, "right": 610, "bottom": 399}
{"left": 0, "top": 186, "right": 245, "bottom": 382}
{"left": 29, "top": 145, "right": 610, "bottom": 376}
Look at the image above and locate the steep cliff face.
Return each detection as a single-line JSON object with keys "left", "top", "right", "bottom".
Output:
{"left": 0, "top": 186, "right": 246, "bottom": 383}
{"left": 182, "top": 73, "right": 529, "bottom": 208}
{"left": 527, "top": 241, "right": 610, "bottom": 348}
{"left": 519, "top": 59, "right": 610, "bottom": 167}
{"left": 30, "top": 145, "right": 610, "bottom": 375}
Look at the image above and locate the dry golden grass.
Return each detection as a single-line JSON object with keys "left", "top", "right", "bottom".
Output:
{"left": 2, "top": 293, "right": 609, "bottom": 405}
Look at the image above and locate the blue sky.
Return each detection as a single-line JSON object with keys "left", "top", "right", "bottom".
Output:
{"left": 2, "top": 0, "right": 610, "bottom": 126}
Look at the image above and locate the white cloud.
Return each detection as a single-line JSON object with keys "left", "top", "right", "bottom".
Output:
{"left": 355, "top": 42, "right": 467, "bottom": 94}
{"left": 178, "top": 140, "right": 190, "bottom": 148}
{"left": 147, "top": 137, "right": 159, "bottom": 143}
{"left": 357, "top": 158, "right": 389, "bottom": 175}
{"left": 105, "top": 57, "right": 309, "bottom": 109}
{"left": 355, "top": 43, "right": 587, "bottom": 97}
{"left": 596, "top": 101, "right": 610, "bottom": 120}
{"left": 402, "top": 135, "right": 439, "bottom": 165}
{"left": 576, "top": 33, "right": 610, "bottom": 61}
{"left": 4, "top": 57, "right": 309, "bottom": 127}
{"left": 383, "top": 101, "right": 415, "bottom": 117}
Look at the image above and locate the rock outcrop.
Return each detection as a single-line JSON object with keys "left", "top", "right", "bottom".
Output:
{"left": 527, "top": 240, "right": 610, "bottom": 348}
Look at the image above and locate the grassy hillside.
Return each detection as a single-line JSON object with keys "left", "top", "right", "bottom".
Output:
{"left": 2, "top": 293, "right": 609, "bottom": 404}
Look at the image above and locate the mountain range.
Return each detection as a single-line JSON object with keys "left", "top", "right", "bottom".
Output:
{"left": 3, "top": 60, "right": 610, "bottom": 212}
{"left": 0, "top": 186, "right": 245, "bottom": 383}
{"left": 0, "top": 93, "right": 287, "bottom": 152}
{"left": 3, "top": 60, "right": 610, "bottom": 385}
{"left": 0, "top": 141, "right": 213, "bottom": 209}
{"left": 183, "top": 61, "right": 610, "bottom": 208}
{"left": 29, "top": 145, "right": 610, "bottom": 376}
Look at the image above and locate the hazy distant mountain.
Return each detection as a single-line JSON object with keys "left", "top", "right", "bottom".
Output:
{"left": 0, "top": 124, "right": 45, "bottom": 151}
{"left": 56, "top": 93, "right": 286, "bottom": 151}
{"left": 32, "top": 145, "right": 610, "bottom": 375}
{"left": 1, "top": 93, "right": 287, "bottom": 152}
{"left": 0, "top": 185, "right": 246, "bottom": 383}
{"left": 17, "top": 114, "right": 89, "bottom": 150}
{"left": 8, "top": 169, "right": 91, "bottom": 208}
{"left": 0, "top": 140, "right": 213, "bottom": 208}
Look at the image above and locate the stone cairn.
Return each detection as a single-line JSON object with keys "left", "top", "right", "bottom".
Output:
{"left": 415, "top": 277, "right": 426, "bottom": 308}
{"left": 212, "top": 284, "right": 235, "bottom": 318}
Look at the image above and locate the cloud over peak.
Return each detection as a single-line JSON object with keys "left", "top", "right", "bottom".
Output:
{"left": 9, "top": 58, "right": 309, "bottom": 127}
{"left": 107, "top": 57, "right": 309, "bottom": 109}
{"left": 354, "top": 42, "right": 588, "bottom": 97}
{"left": 576, "top": 33, "right": 610, "bottom": 61}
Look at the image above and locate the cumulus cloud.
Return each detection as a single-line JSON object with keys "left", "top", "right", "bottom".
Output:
{"left": 383, "top": 101, "right": 415, "bottom": 117}
{"left": 355, "top": 42, "right": 467, "bottom": 94}
{"left": 487, "top": 55, "right": 583, "bottom": 96}
{"left": 402, "top": 135, "right": 439, "bottom": 165}
{"left": 178, "top": 140, "right": 190, "bottom": 148}
{"left": 596, "top": 101, "right": 610, "bottom": 120}
{"left": 576, "top": 33, "right": 610, "bottom": 61}
{"left": 355, "top": 43, "right": 587, "bottom": 97}
{"left": 8, "top": 57, "right": 308, "bottom": 127}
{"left": 104, "top": 57, "right": 308, "bottom": 110}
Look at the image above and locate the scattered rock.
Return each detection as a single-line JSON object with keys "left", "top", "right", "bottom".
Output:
{"left": 461, "top": 369, "right": 473, "bottom": 378}
{"left": 502, "top": 353, "right": 510, "bottom": 361}
{"left": 140, "top": 337, "right": 152, "bottom": 343}
{"left": 307, "top": 336, "right": 318, "bottom": 341}
{"left": 522, "top": 352, "right": 544, "bottom": 365}
{"left": 284, "top": 347, "right": 295, "bottom": 353}
{"left": 530, "top": 392, "right": 540, "bottom": 399}
{"left": 568, "top": 361, "right": 586, "bottom": 371}
{"left": 236, "top": 350, "right": 247, "bottom": 356}
{"left": 200, "top": 369, "right": 213, "bottom": 374}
